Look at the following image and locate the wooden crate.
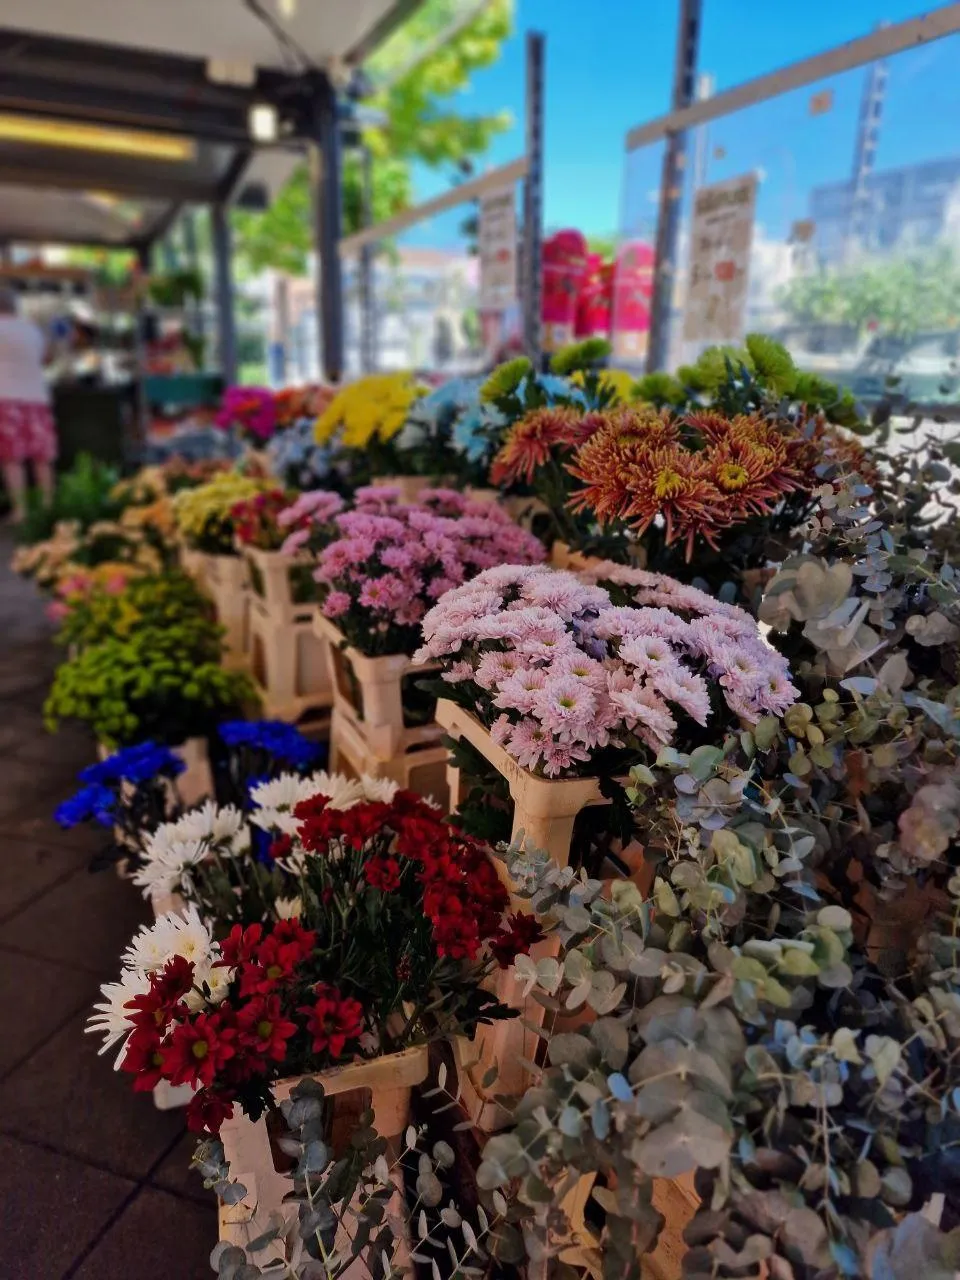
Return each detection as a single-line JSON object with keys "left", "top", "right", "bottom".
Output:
{"left": 218, "top": 1045, "right": 430, "bottom": 1268}
{"left": 313, "top": 614, "right": 449, "bottom": 808}
{"left": 241, "top": 545, "right": 319, "bottom": 625}
{"left": 202, "top": 552, "right": 250, "bottom": 669}
{"left": 373, "top": 474, "right": 438, "bottom": 501}
{"left": 247, "top": 600, "right": 332, "bottom": 729}
{"left": 549, "top": 540, "right": 608, "bottom": 573}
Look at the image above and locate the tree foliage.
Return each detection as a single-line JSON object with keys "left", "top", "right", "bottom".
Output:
{"left": 779, "top": 247, "right": 960, "bottom": 339}
{"left": 232, "top": 0, "right": 513, "bottom": 276}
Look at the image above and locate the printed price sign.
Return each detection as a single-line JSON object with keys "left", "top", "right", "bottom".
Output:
{"left": 683, "top": 172, "right": 757, "bottom": 344}
{"left": 478, "top": 187, "right": 517, "bottom": 310}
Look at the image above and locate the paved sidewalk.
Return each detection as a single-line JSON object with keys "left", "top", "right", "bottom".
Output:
{"left": 0, "top": 530, "right": 215, "bottom": 1279}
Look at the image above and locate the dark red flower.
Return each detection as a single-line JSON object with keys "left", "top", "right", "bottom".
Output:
{"left": 160, "top": 1012, "right": 237, "bottom": 1088}
{"left": 186, "top": 1089, "right": 235, "bottom": 1135}
{"left": 218, "top": 923, "right": 263, "bottom": 968}
{"left": 124, "top": 956, "right": 194, "bottom": 1033}
{"left": 268, "top": 833, "right": 293, "bottom": 861}
{"left": 120, "top": 1028, "right": 166, "bottom": 1091}
{"left": 489, "top": 913, "right": 546, "bottom": 969}
{"left": 299, "top": 985, "right": 364, "bottom": 1059}
{"left": 237, "top": 993, "right": 297, "bottom": 1064}
{"left": 238, "top": 920, "right": 316, "bottom": 996}
{"left": 364, "top": 855, "right": 401, "bottom": 893}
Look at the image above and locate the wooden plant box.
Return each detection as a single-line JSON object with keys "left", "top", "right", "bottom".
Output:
{"left": 242, "top": 548, "right": 332, "bottom": 727}
{"left": 549, "top": 540, "right": 607, "bottom": 573}
{"left": 436, "top": 698, "right": 607, "bottom": 870}
{"left": 374, "top": 474, "right": 438, "bottom": 502}
{"left": 313, "top": 614, "right": 449, "bottom": 808}
{"left": 218, "top": 1045, "right": 430, "bottom": 1266}
{"left": 200, "top": 552, "right": 250, "bottom": 669}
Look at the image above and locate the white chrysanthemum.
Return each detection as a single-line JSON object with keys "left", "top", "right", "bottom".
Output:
{"left": 121, "top": 905, "right": 212, "bottom": 975}
{"left": 250, "top": 769, "right": 367, "bottom": 834}
{"left": 87, "top": 968, "right": 150, "bottom": 1066}
{"left": 187, "top": 958, "right": 233, "bottom": 1010}
{"left": 174, "top": 801, "right": 248, "bottom": 855}
{"left": 274, "top": 895, "right": 303, "bottom": 919}
{"left": 358, "top": 775, "right": 399, "bottom": 804}
{"left": 133, "top": 837, "right": 208, "bottom": 900}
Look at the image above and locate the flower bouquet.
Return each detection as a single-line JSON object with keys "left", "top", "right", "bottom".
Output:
{"left": 173, "top": 470, "right": 272, "bottom": 660}
{"left": 311, "top": 488, "right": 545, "bottom": 799}
{"left": 418, "top": 562, "right": 796, "bottom": 869}
{"left": 267, "top": 417, "right": 339, "bottom": 492}
{"left": 314, "top": 372, "right": 425, "bottom": 487}
{"left": 215, "top": 386, "right": 278, "bottom": 447}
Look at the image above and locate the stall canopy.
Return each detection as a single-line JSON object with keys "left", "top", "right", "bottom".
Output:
{"left": 0, "top": 0, "right": 422, "bottom": 376}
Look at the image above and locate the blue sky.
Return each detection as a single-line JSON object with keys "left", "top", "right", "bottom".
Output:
{"left": 405, "top": 0, "right": 958, "bottom": 247}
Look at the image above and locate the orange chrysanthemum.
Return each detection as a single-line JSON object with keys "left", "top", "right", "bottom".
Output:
{"left": 490, "top": 407, "right": 593, "bottom": 487}
{"left": 569, "top": 407, "right": 824, "bottom": 559}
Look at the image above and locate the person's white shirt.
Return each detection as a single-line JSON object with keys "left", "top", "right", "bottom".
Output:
{"left": 0, "top": 315, "right": 50, "bottom": 405}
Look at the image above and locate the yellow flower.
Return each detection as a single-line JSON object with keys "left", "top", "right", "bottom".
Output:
{"left": 314, "top": 373, "right": 425, "bottom": 448}
{"left": 172, "top": 470, "right": 270, "bottom": 544}
{"left": 571, "top": 367, "right": 638, "bottom": 405}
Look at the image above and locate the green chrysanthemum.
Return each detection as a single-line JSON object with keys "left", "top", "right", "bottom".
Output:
{"left": 479, "top": 357, "right": 533, "bottom": 404}
{"left": 550, "top": 338, "right": 612, "bottom": 376}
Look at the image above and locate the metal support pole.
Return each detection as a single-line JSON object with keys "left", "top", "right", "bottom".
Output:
{"left": 210, "top": 201, "right": 238, "bottom": 385}
{"left": 522, "top": 31, "right": 545, "bottom": 367}
{"left": 182, "top": 209, "right": 205, "bottom": 345}
{"left": 646, "top": 0, "right": 702, "bottom": 373}
{"left": 309, "top": 73, "right": 345, "bottom": 383}
{"left": 359, "top": 145, "right": 376, "bottom": 374}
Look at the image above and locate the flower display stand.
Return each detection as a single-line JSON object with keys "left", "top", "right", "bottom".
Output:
{"left": 436, "top": 699, "right": 607, "bottom": 871}
{"left": 313, "top": 614, "right": 449, "bottom": 807}
{"left": 218, "top": 1045, "right": 430, "bottom": 1269}
{"left": 501, "top": 494, "right": 550, "bottom": 535}
{"left": 200, "top": 552, "right": 250, "bottom": 669}
{"left": 242, "top": 547, "right": 332, "bottom": 727}
{"left": 549, "top": 541, "right": 609, "bottom": 574}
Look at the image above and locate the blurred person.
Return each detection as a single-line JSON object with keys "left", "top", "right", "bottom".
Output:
{"left": 0, "top": 285, "right": 56, "bottom": 520}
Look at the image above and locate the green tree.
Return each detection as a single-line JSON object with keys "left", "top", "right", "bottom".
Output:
{"left": 780, "top": 247, "right": 960, "bottom": 339}
{"left": 232, "top": 0, "right": 512, "bottom": 276}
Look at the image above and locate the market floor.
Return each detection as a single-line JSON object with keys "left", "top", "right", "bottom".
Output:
{"left": 0, "top": 529, "right": 216, "bottom": 1279}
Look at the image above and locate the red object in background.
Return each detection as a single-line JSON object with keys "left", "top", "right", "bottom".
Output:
{"left": 611, "top": 241, "right": 654, "bottom": 361}
{"left": 541, "top": 229, "right": 588, "bottom": 350}
{"left": 714, "top": 260, "right": 736, "bottom": 282}
{"left": 576, "top": 255, "right": 615, "bottom": 338}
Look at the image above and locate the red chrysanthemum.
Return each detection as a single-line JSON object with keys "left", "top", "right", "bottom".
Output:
{"left": 159, "top": 1012, "right": 237, "bottom": 1088}
{"left": 124, "top": 955, "right": 194, "bottom": 1033}
{"left": 298, "top": 985, "right": 364, "bottom": 1059}
{"left": 236, "top": 993, "right": 297, "bottom": 1065}
{"left": 364, "top": 855, "right": 402, "bottom": 893}
{"left": 120, "top": 1028, "right": 167, "bottom": 1092}
{"left": 490, "top": 406, "right": 590, "bottom": 487}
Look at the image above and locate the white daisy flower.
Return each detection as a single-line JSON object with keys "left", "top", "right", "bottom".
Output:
{"left": 133, "top": 837, "right": 208, "bottom": 900}
{"left": 87, "top": 968, "right": 150, "bottom": 1066}
{"left": 121, "top": 905, "right": 212, "bottom": 975}
{"left": 358, "top": 775, "right": 399, "bottom": 804}
{"left": 250, "top": 769, "right": 366, "bottom": 834}
{"left": 187, "top": 958, "right": 233, "bottom": 1010}
{"left": 175, "top": 801, "right": 248, "bottom": 855}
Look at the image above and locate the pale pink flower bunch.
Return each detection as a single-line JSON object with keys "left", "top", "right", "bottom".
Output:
{"left": 313, "top": 491, "right": 546, "bottom": 657}
{"left": 416, "top": 563, "right": 798, "bottom": 778}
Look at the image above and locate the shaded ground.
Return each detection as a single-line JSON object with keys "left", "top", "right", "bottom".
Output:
{"left": 0, "top": 529, "right": 215, "bottom": 1278}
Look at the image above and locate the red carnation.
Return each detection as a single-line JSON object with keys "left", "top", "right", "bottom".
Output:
{"left": 186, "top": 1089, "right": 235, "bottom": 1135}
{"left": 489, "top": 913, "right": 546, "bottom": 969}
{"left": 364, "top": 855, "right": 401, "bottom": 893}
{"left": 160, "top": 1012, "right": 237, "bottom": 1088}
{"left": 237, "top": 993, "right": 297, "bottom": 1065}
{"left": 299, "top": 985, "right": 364, "bottom": 1059}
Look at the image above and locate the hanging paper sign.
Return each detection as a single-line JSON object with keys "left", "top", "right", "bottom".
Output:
{"left": 478, "top": 187, "right": 518, "bottom": 311}
{"left": 683, "top": 172, "right": 757, "bottom": 344}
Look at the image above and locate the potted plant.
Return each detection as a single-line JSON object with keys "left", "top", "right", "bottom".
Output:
{"left": 314, "top": 372, "right": 425, "bottom": 493}
{"left": 417, "top": 561, "right": 796, "bottom": 870}
{"left": 312, "top": 488, "right": 544, "bottom": 801}
{"left": 172, "top": 470, "right": 272, "bottom": 662}
{"left": 91, "top": 775, "right": 541, "bottom": 1264}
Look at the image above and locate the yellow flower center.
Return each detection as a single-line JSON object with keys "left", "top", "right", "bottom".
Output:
{"left": 192, "top": 1040, "right": 209, "bottom": 1061}
{"left": 654, "top": 468, "right": 685, "bottom": 499}
{"left": 257, "top": 1020, "right": 273, "bottom": 1039}
{"left": 716, "top": 462, "right": 750, "bottom": 491}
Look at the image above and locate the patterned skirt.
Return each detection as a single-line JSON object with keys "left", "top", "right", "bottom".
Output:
{"left": 0, "top": 400, "right": 58, "bottom": 464}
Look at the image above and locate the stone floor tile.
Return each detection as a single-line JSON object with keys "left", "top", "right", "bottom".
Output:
{"left": 0, "top": 948, "right": 101, "bottom": 1077}
{"left": 0, "top": 836, "right": 86, "bottom": 920}
{"left": 0, "top": 1132, "right": 134, "bottom": 1279}
{"left": 149, "top": 1130, "right": 217, "bottom": 1205}
{"left": 70, "top": 1186, "right": 216, "bottom": 1280}
{"left": 2, "top": 864, "right": 150, "bottom": 976}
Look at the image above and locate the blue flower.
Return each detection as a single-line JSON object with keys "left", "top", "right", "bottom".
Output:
{"left": 218, "top": 719, "right": 321, "bottom": 770}
{"left": 55, "top": 783, "right": 116, "bottom": 829}
{"left": 80, "top": 741, "right": 185, "bottom": 786}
